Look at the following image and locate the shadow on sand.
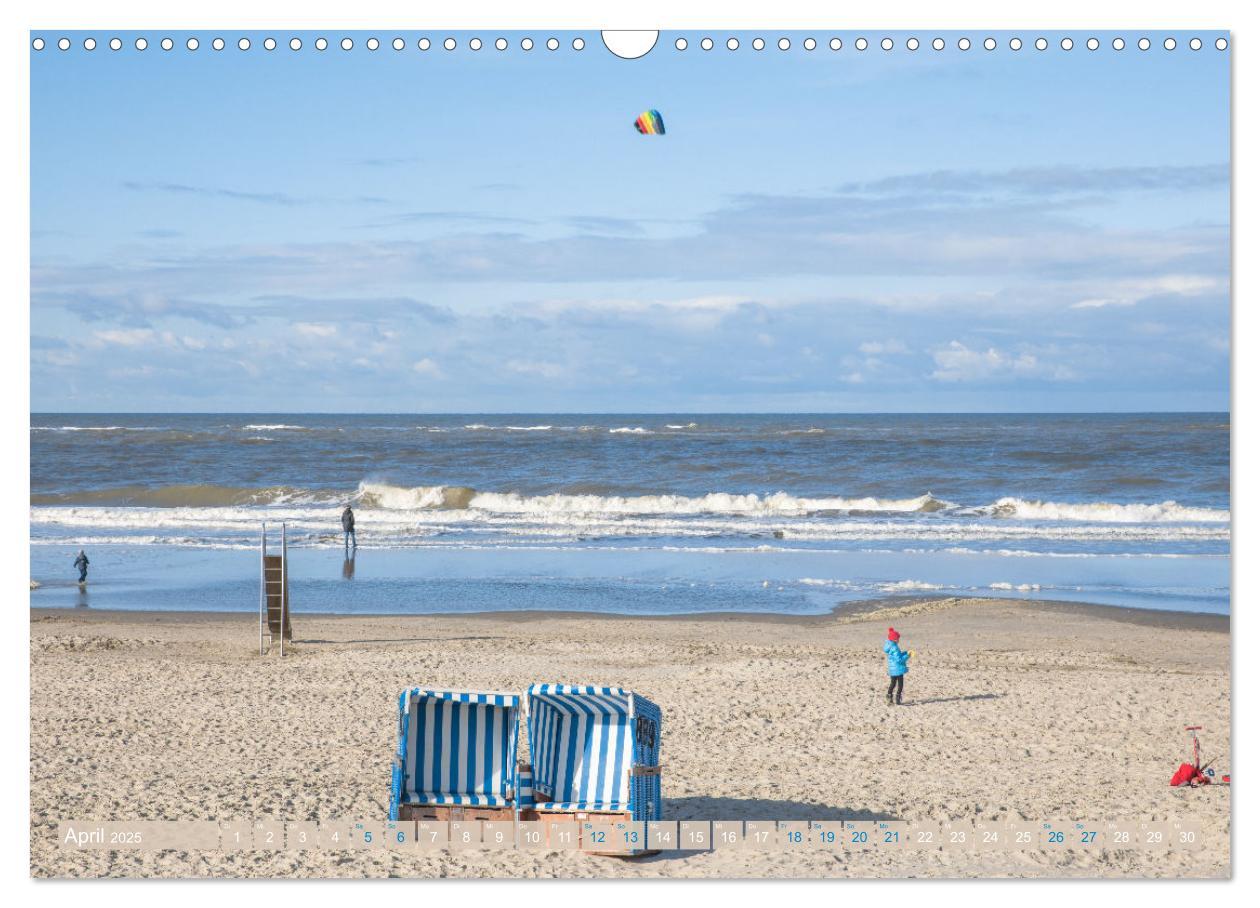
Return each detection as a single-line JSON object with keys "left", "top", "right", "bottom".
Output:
{"left": 665, "top": 796, "right": 897, "bottom": 822}
{"left": 617, "top": 798, "right": 900, "bottom": 863}
{"left": 904, "top": 693, "right": 1004, "bottom": 706}
{"left": 294, "top": 636, "right": 509, "bottom": 645}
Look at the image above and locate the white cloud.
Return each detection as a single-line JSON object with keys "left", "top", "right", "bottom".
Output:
{"left": 106, "top": 365, "right": 155, "bottom": 378}
{"left": 295, "top": 322, "right": 338, "bottom": 338}
{"left": 412, "top": 358, "right": 444, "bottom": 378}
{"left": 506, "top": 359, "right": 564, "bottom": 379}
{"left": 92, "top": 328, "right": 155, "bottom": 347}
{"left": 532, "top": 295, "right": 748, "bottom": 317}
{"left": 930, "top": 340, "right": 1076, "bottom": 383}
{"left": 859, "top": 339, "right": 909, "bottom": 355}
{"left": 90, "top": 329, "right": 199, "bottom": 349}
{"left": 1205, "top": 335, "right": 1229, "bottom": 353}
{"left": 529, "top": 295, "right": 754, "bottom": 333}
{"left": 1070, "top": 274, "right": 1222, "bottom": 309}
{"left": 38, "top": 350, "right": 79, "bottom": 366}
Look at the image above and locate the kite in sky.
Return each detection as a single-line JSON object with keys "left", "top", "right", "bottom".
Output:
{"left": 634, "top": 109, "right": 665, "bottom": 135}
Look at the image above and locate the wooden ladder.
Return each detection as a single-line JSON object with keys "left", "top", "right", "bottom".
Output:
{"left": 259, "top": 522, "right": 293, "bottom": 655}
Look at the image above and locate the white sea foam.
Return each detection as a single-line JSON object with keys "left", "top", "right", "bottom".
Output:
{"left": 977, "top": 497, "right": 1228, "bottom": 523}
{"left": 29, "top": 535, "right": 255, "bottom": 550}
{"left": 456, "top": 424, "right": 560, "bottom": 432}
{"left": 609, "top": 427, "right": 652, "bottom": 435}
{"left": 879, "top": 579, "right": 949, "bottom": 592}
{"left": 28, "top": 478, "right": 1233, "bottom": 553}
{"left": 241, "top": 424, "right": 306, "bottom": 431}
{"left": 32, "top": 425, "right": 148, "bottom": 432}
{"left": 29, "top": 502, "right": 1231, "bottom": 544}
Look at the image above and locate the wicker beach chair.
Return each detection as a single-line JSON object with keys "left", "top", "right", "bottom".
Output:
{"left": 521, "top": 684, "right": 662, "bottom": 851}
{"left": 389, "top": 689, "right": 521, "bottom": 822}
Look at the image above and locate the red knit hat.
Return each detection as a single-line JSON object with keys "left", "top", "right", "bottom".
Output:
{"left": 887, "top": 627, "right": 900, "bottom": 642}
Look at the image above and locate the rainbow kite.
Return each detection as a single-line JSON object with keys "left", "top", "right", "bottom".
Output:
{"left": 634, "top": 109, "right": 666, "bottom": 135}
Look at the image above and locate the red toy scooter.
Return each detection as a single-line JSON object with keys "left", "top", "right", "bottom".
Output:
{"left": 1170, "top": 726, "right": 1230, "bottom": 786}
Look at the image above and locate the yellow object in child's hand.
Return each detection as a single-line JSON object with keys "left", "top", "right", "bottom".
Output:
{"left": 909, "top": 650, "right": 916, "bottom": 658}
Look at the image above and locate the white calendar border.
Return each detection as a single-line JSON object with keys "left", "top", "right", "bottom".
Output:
{"left": 4, "top": 0, "right": 1249, "bottom": 904}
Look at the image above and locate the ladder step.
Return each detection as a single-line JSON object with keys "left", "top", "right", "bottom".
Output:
{"left": 260, "top": 534, "right": 293, "bottom": 652}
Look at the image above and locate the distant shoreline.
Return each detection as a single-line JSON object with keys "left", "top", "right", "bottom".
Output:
{"left": 29, "top": 595, "right": 1230, "bottom": 633}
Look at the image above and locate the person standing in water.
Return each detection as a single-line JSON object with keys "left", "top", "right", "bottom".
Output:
{"left": 341, "top": 505, "right": 357, "bottom": 549}
{"left": 884, "top": 627, "right": 912, "bottom": 705}
{"left": 73, "top": 549, "right": 90, "bottom": 584}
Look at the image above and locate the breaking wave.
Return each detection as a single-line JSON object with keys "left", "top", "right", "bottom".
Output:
{"left": 351, "top": 484, "right": 950, "bottom": 516}
{"left": 355, "top": 483, "right": 477, "bottom": 510}
{"left": 973, "top": 497, "right": 1228, "bottom": 523}
{"left": 30, "top": 482, "right": 1229, "bottom": 523}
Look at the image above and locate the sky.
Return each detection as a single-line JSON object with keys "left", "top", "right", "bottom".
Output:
{"left": 30, "top": 30, "right": 1231, "bottom": 413}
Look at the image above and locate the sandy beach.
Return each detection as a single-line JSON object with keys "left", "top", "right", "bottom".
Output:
{"left": 29, "top": 597, "right": 1231, "bottom": 879}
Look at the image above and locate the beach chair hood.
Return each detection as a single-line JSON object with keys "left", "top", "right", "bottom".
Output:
{"left": 525, "top": 684, "right": 662, "bottom": 820}
{"left": 389, "top": 689, "right": 521, "bottom": 820}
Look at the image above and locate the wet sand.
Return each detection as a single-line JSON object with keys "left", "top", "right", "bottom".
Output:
{"left": 29, "top": 598, "right": 1231, "bottom": 878}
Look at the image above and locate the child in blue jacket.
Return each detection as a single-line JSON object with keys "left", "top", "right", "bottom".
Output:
{"left": 884, "top": 627, "right": 911, "bottom": 705}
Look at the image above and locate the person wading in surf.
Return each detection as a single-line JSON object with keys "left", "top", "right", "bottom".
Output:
{"left": 73, "top": 549, "right": 90, "bottom": 584}
{"left": 884, "top": 627, "right": 912, "bottom": 705}
{"left": 342, "top": 505, "right": 357, "bottom": 549}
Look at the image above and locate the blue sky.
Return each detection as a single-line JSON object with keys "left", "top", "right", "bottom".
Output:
{"left": 31, "top": 31, "right": 1230, "bottom": 412}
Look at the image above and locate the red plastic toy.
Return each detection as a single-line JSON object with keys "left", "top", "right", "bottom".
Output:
{"left": 1170, "top": 726, "right": 1227, "bottom": 787}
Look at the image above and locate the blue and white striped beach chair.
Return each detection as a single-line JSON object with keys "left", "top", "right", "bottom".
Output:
{"left": 524, "top": 684, "right": 662, "bottom": 823}
{"left": 389, "top": 689, "right": 521, "bottom": 821}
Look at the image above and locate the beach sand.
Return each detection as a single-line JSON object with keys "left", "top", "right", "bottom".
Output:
{"left": 29, "top": 598, "right": 1231, "bottom": 879}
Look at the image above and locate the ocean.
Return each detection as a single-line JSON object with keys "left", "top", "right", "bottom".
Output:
{"left": 29, "top": 413, "right": 1230, "bottom": 616}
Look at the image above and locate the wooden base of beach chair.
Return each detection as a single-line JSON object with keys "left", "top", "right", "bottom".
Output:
{"left": 520, "top": 808, "right": 658, "bottom": 857}
{"left": 399, "top": 803, "right": 516, "bottom": 823}
{"left": 520, "top": 807, "right": 635, "bottom": 826}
